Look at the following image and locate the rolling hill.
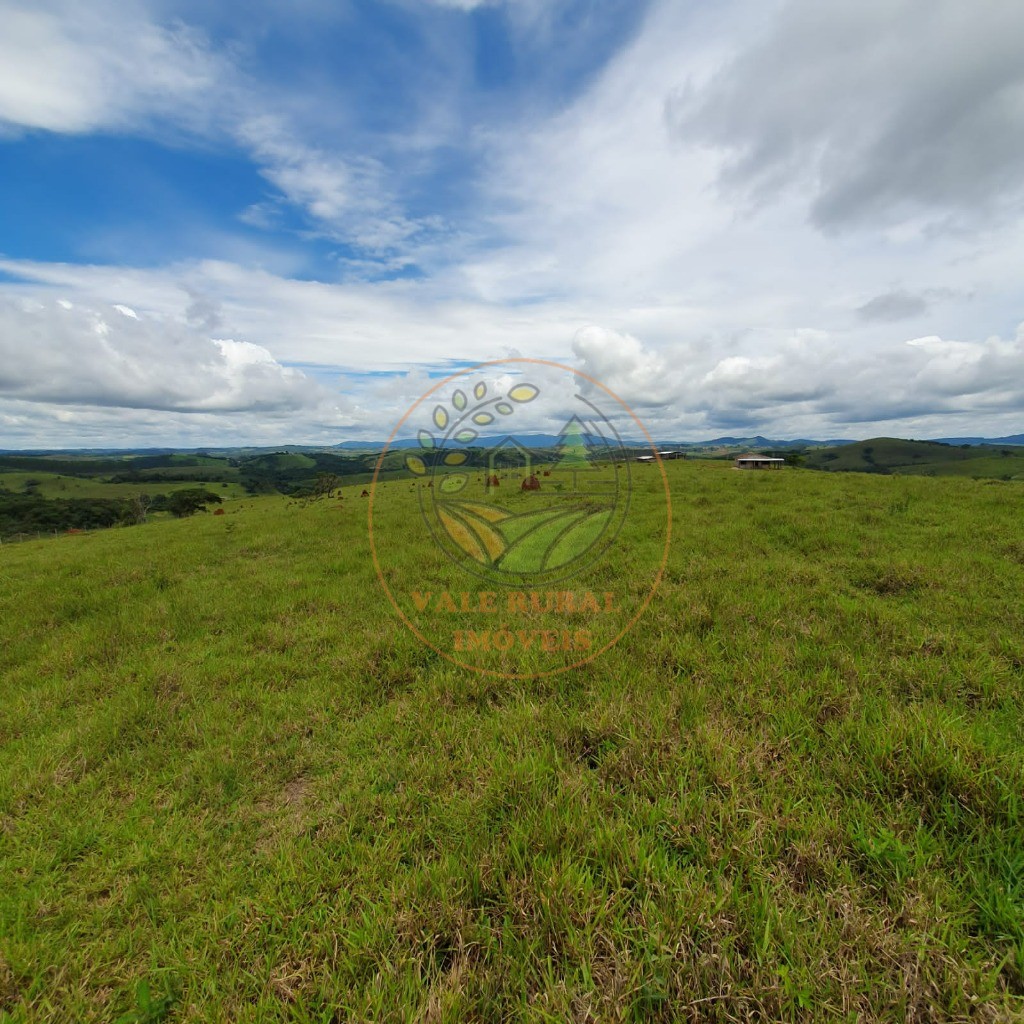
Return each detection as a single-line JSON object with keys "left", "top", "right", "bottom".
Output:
{"left": 802, "top": 437, "right": 1024, "bottom": 479}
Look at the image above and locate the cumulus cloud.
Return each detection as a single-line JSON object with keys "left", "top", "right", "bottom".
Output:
{"left": 5, "top": 254, "right": 1024, "bottom": 442}
{"left": 573, "top": 318, "right": 1024, "bottom": 438}
{"left": 670, "top": 0, "right": 1024, "bottom": 230}
{"left": 3, "top": 0, "right": 1023, "bottom": 446}
{"left": 572, "top": 326, "right": 681, "bottom": 408}
{"left": 0, "top": 397, "right": 352, "bottom": 450}
{"left": 0, "top": 257, "right": 586, "bottom": 371}
{"left": 184, "top": 289, "right": 224, "bottom": 334}
{"left": 0, "top": 297, "right": 321, "bottom": 413}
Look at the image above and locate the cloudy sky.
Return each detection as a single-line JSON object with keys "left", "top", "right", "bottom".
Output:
{"left": 1, "top": 0, "right": 1023, "bottom": 447}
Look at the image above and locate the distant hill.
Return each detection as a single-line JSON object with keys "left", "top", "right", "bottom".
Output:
{"left": 338, "top": 433, "right": 628, "bottom": 451}
{"left": 0, "top": 445, "right": 343, "bottom": 458}
{"left": 334, "top": 433, "right": 856, "bottom": 452}
{"left": 933, "top": 434, "right": 1024, "bottom": 446}
{"left": 695, "top": 435, "right": 855, "bottom": 449}
{"left": 803, "top": 437, "right": 1024, "bottom": 479}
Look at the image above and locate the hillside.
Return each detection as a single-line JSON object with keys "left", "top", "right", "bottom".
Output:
{"left": 802, "top": 437, "right": 1024, "bottom": 478}
{"left": 0, "top": 452, "right": 379, "bottom": 535}
{"left": 1, "top": 461, "right": 1022, "bottom": 1020}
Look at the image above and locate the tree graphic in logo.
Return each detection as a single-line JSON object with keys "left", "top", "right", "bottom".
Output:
{"left": 552, "top": 414, "right": 597, "bottom": 490}
{"left": 404, "top": 379, "right": 626, "bottom": 581}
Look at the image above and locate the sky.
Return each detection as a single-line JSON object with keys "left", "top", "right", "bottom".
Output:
{"left": 1, "top": 0, "right": 1023, "bottom": 448}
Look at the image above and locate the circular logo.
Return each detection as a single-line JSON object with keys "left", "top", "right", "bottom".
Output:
{"left": 369, "top": 358, "right": 671, "bottom": 678}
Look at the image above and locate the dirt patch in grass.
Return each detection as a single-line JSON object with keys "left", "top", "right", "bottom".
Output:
{"left": 0, "top": 953, "right": 22, "bottom": 1014}
{"left": 852, "top": 562, "right": 929, "bottom": 596}
{"left": 560, "top": 724, "right": 622, "bottom": 770}
{"left": 254, "top": 776, "right": 312, "bottom": 851}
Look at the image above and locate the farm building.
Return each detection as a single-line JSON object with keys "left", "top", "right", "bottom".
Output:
{"left": 734, "top": 453, "right": 786, "bottom": 470}
{"left": 635, "top": 451, "right": 683, "bottom": 462}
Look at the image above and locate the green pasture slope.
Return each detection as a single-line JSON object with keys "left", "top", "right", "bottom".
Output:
{"left": 1, "top": 462, "right": 1023, "bottom": 1022}
{"left": 804, "top": 438, "right": 1024, "bottom": 479}
{"left": 0, "top": 472, "right": 247, "bottom": 502}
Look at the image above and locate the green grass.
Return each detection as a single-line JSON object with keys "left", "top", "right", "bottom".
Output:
{"left": 897, "top": 455, "right": 1024, "bottom": 480}
{"left": 804, "top": 437, "right": 1024, "bottom": 478}
{"left": 0, "top": 472, "right": 248, "bottom": 501}
{"left": 1, "top": 464, "right": 1023, "bottom": 1021}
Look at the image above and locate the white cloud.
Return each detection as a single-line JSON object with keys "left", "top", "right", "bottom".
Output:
{"left": 0, "top": 296, "right": 330, "bottom": 414}
{"left": 571, "top": 318, "right": 1024, "bottom": 437}
{"left": 2, "top": 0, "right": 1024, "bottom": 446}
{"left": 670, "top": 0, "right": 1024, "bottom": 230}
{"left": 0, "top": 398, "right": 349, "bottom": 450}
{"left": 0, "top": 0, "right": 223, "bottom": 134}
{"left": 0, "top": 257, "right": 586, "bottom": 370}
{"left": 572, "top": 325, "right": 680, "bottom": 408}
{"left": 234, "top": 117, "right": 429, "bottom": 255}
{"left": 4, "top": 249, "right": 1024, "bottom": 442}
{"left": 0, "top": 1, "right": 434, "bottom": 259}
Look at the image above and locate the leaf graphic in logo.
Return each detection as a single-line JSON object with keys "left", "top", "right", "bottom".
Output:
{"left": 496, "top": 402, "right": 513, "bottom": 415}
{"left": 453, "top": 389, "right": 467, "bottom": 411}
{"left": 474, "top": 382, "right": 487, "bottom": 399}
{"left": 433, "top": 406, "right": 449, "bottom": 429}
{"left": 406, "top": 455, "right": 427, "bottom": 475}
{"left": 437, "top": 505, "right": 507, "bottom": 565}
{"left": 509, "top": 384, "right": 538, "bottom": 403}
{"left": 444, "top": 451, "right": 467, "bottom": 465}
{"left": 496, "top": 508, "right": 586, "bottom": 573}
{"left": 454, "top": 501, "right": 510, "bottom": 524}
{"left": 496, "top": 507, "right": 612, "bottom": 573}
{"left": 440, "top": 473, "right": 468, "bottom": 494}
{"left": 455, "top": 428, "right": 477, "bottom": 443}
{"left": 418, "top": 430, "right": 434, "bottom": 449}
{"left": 543, "top": 509, "right": 613, "bottom": 570}
{"left": 472, "top": 412, "right": 494, "bottom": 425}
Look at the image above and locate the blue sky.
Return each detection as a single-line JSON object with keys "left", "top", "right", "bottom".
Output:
{"left": 1, "top": 0, "right": 1024, "bottom": 447}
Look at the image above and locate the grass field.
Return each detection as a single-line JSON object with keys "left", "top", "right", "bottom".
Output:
{"left": 897, "top": 455, "right": 1024, "bottom": 480}
{"left": 1, "top": 462, "right": 1022, "bottom": 1021}
{"left": 0, "top": 472, "right": 248, "bottom": 502}
{"left": 803, "top": 439, "right": 1024, "bottom": 480}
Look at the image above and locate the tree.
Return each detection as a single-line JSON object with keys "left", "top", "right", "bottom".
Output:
{"left": 120, "top": 493, "right": 152, "bottom": 525}
{"left": 552, "top": 416, "right": 595, "bottom": 489}
{"left": 168, "top": 489, "right": 222, "bottom": 518}
{"left": 312, "top": 472, "right": 342, "bottom": 500}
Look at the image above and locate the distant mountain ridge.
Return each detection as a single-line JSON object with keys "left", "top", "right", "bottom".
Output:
{"left": 693, "top": 435, "right": 856, "bottom": 449}
{"left": 3, "top": 432, "right": 1021, "bottom": 457}
{"left": 333, "top": 433, "right": 859, "bottom": 452}
{"left": 933, "top": 434, "right": 1024, "bottom": 446}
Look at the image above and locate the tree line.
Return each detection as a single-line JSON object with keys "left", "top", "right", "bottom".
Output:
{"left": 0, "top": 488, "right": 223, "bottom": 539}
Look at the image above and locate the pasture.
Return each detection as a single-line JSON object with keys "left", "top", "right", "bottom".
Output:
{"left": 1, "top": 461, "right": 1022, "bottom": 1021}
{"left": 0, "top": 472, "right": 248, "bottom": 502}
{"left": 802, "top": 438, "right": 1024, "bottom": 480}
